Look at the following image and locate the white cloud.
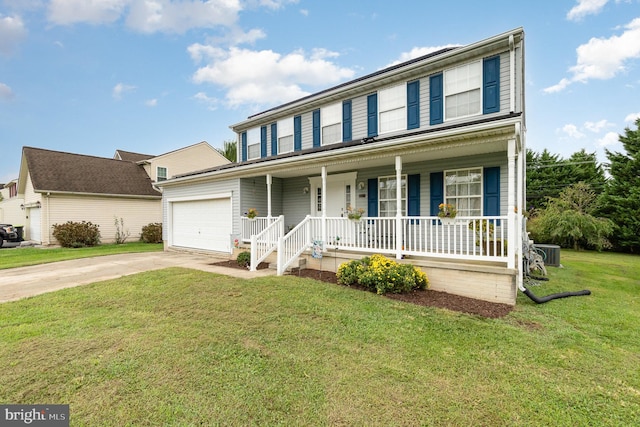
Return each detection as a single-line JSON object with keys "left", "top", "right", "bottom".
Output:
{"left": 193, "top": 91, "right": 219, "bottom": 110}
{"left": 48, "top": 0, "right": 128, "bottom": 25}
{"left": 624, "top": 112, "right": 640, "bottom": 122}
{"left": 145, "top": 98, "right": 158, "bottom": 107}
{"left": 567, "top": 0, "right": 609, "bottom": 21}
{"left": 561, "top": 124, "right": 586, "bottom": 139}
{"left": 300, "top": 8, "right": 308, "bottom": 16}
{"left": 0, "top": 82, "right": 15, "bottom": 100}
{"left": 584, "top": 119, "right": 614, "bottom": 132}
{"left": 0, "top": 14, "right": 27, "bottom": 56}
{"left": 112, "top": 82, "right": 136, "bottom": 99}
{"left": 544, "top": 17, "right": 640, "bottom": 92}
{"left": 598, "top": 131, "right": 620, "bottom": 147}
{"left": 385, "top": 44, "right": 461, "bottom": 68}
{"left": 191, "top": 46, "right": 355, "bottom": 107}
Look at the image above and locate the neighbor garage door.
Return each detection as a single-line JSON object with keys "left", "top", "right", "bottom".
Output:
{"left": 171, "top": 198, "right": 232, "bottom": 252}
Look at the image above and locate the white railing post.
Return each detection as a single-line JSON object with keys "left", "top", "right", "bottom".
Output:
{"left": 395, "top": 156, "right": 403, "bottom": 259}
{"left": 250, "top": 234, "right": 257, "bottom": 271}
{"left": 507, "top": 138, "right": 516, "bottom": 269}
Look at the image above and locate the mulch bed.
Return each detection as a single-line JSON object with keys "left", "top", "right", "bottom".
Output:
{"left": 212, "top": 260, "right": 513, "bottom": 318}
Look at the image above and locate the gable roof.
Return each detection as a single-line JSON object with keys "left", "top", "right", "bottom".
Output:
{"left": 22, "top": 147, "right": 161, "bottom": 197}
{"left": 114, "top": 149, "right": 155, "bottom": 162}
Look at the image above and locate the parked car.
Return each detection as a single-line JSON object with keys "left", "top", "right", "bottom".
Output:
{"left": 0, "top": 224, "right": 20, "bottom": 247}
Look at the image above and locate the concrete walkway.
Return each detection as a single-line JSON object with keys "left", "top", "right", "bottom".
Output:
{"left": 0, "top": 251, "right": 276, "bottom": 303}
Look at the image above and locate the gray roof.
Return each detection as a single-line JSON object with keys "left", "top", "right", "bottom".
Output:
{"left": 23, "top": 147, "right": 161, "bottom": 197}
{"left": 114, "top": 149, "right": 155, "bottom": 162}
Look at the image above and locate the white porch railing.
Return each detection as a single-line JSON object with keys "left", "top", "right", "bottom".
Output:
{"left": 241, "top": 216, "right": 280, "bottom": 242}
{"left": 247, "top": 215, "right": 509, "bottom": 276}
{"left": 249, "top": 215, "right": 284, "bottom": 271}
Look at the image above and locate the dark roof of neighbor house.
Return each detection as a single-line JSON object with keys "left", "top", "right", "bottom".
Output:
{"left": 114, "top": 149, "right": 155, "bottom": 162}
{"left": 23, "top": 147, "right": 161, "bottom": 197}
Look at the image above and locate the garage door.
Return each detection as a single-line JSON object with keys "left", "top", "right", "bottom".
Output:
{"left": 171, "top": 198, "right": 232, "bottom": 252}
{"left": 29, "top": 207, "right": 41, "bottom": 243}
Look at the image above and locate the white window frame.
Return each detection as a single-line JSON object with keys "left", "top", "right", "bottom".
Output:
{"left": 444, "top": 167, "right": 483, "bottom": 217}
{"left": 157, "top": 166, "right": 168, "bottom": 182}
{"left": 246, "top": 127, "right": 261, "bottom": 160}
{"left": 321, "top": 103, "right": 342, "bottom": 145}
{"left": 277, "top": 117, "right": 294, "bottom": 154}
{"left": 444, "top": 61, "right": 482, "bottom": 121}
{"left": 378, "top": 83, "right": 406, "bottom": 134}
{"left": 378, "top": 174, "right": 407, "bottom": 217}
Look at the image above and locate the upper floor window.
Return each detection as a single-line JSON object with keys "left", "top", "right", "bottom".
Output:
{"left": 9, "top": 183, "right": 17, "bottom": 198}
{"left": 445, "top": 61, "right": 482, "bottom": 120}
{"left": 321, "top": 103, "right": 342, "bottom": 145}
{"left": 379, "top": 83, "right": 406, "bottom": 134}
{"left": 278, "top": 117, "right": 294, "bottom": 154}
{"left": 378, "top": 174, "right": 407, "bottom": 217}
{"left": 445, "top": 167, "right": 482, "bottom": 216}
{"left": 157, "top": 167, "right": 167, "bottom": 182}
{"left": 246, "top": 127, "right": 261, "bottom": 160}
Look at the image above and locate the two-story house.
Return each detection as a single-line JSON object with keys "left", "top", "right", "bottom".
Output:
{"left": 158, "top": 28, "right": 526, "bottom": 305}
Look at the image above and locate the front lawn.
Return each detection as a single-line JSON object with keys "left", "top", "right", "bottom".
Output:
{"left": 0, "top": 242, "right": 163, "bottom": 269}
{"left": 0, "top": 250, "right": 638, "bottom": 425}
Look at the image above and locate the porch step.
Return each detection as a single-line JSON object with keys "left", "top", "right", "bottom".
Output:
{"left": 269, "top": 257, "right": 306, "bottom": 272}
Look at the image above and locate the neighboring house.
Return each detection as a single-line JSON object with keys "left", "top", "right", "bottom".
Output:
{"left": 12, "top": 142, "right": 229, "bottom": 245}
{"left": 158, "top": 28, "right": 526, "bottom": 305}
{"left": 0, "top": 179, "right": 26, "bottom": 226}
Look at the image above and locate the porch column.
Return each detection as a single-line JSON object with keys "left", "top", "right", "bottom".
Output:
{"left": 395, "top": 156, "right": 403, "bottom": 260}
{"left": 507, "top": 138, "right": 516, "bottom": 269}
{"left": 266, "top": 173, "right": 272, "bottom": 218}
{"left": 321, "top": 166, "right": 327, "bottom": 250}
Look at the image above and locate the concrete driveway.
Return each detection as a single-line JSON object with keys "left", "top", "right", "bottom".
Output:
{"left": 0, "top": 251, "right": 275, "bottom": 303}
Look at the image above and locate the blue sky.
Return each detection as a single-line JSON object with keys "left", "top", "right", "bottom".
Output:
{"left": 1, "top": 0, "right": 639, "bottom": 184}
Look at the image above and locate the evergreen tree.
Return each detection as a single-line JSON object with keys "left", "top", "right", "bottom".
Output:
{"left": 598, "top": 118, "right": 640, "bottom": 252}
{"left": 217, "top": 140, "right": 237, "bottom": 162}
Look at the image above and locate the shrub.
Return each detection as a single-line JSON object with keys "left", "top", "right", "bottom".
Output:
{"left": 236, "top": 251, "right": 251, "bottom": 268}
{"left": 114, "top": 216, "right": 130, "bottom": 244}
{"left": 140, "top": 223, "right": 162, "bottom": 243}
{"left": 337, "top": 254, "right": 428, "bottom": 295}
{"left": 52, "top": 221, "right": 101, "bottom": 248}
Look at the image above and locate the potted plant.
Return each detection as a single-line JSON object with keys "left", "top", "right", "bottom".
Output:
{"left": 438, "top": 203, "right": 457, "bottom": 225}
{"left": 246, "top": 208, "right": 258, "bottom": 220}
{"left": 468, "top": 219, "right": 506, "bottom": 256}
{"left": 346, "top": 205, "right": 365, "bottom": 222}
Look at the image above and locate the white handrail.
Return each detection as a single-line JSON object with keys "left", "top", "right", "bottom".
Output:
{"left": 250, "top": 215, "right": 284, "bottom": 271}
{"left": 277, "top": 215, "right": 313, "bottom": 275}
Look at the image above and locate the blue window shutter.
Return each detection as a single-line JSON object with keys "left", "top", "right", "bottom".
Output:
{"left": 241, "top": 132, "right": 247, "bottom": 162}
{"left": 407, "top": 80, "right": 420, "bottom": 130}
{"left": 270, "top": 123, "right": 277, "bottom": 156}
{"left": 294, "top": 115, "right": 302, "bottom": 151}
{"left": 408, "top": 174, "right": 420, "bottom": 224}
{"left": 367, "top": 178, "right": 378, "bottom": 217}
{"left": 342, "top": 100, "right": 352, "bottom": 142}
{"left": 429, "top": 74, "right": 443, "bottom": 125}
{"left": 367, "top": 93, "right": 378, "bottom": 137}
{"left": 260, "top": 125, "right": 267, "bottom": 158}
{"left": 430, "top": 172, "right": 444, "bottom": 216}
{"left": 483, "top": 56, "right": 500, "bottom": 114}
{"left": 312, "top": 109, "right": 320, "bottom": 147}
{"left": 483, "top": 167, "right": 500, "bottom": 217}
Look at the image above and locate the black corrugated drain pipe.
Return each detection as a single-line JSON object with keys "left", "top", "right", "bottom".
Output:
{"left": 522, "top": 287, "right": 591, "bottom": 304}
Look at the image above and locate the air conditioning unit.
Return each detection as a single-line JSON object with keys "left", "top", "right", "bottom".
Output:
{"left": 533, "top": 244, "right": 561, "bottom": 267}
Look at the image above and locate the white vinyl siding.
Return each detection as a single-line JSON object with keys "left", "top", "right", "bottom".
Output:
{"left": 445, "top": 61, "right": 482, "bottom": 120}
{"left": 379, "top": 83, "right": 406, "bottom": 134}
{"left": 321, "top": 103, "right": 342, "bottom": 145}
{"left": 278, "top": 117, "right": 294, "bottom": 154}
{"left": 246, "top": 127, "right": 261, "bottom": 160}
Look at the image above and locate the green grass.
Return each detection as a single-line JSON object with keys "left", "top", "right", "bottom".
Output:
{"left": 0, "top": 250, "right": 638, "bottom": 425}
{"left": 0, "top": 242, "right": 163, "bottom": 269}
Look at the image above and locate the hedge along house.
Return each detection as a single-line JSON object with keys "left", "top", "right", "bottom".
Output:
{"left": 158, "top": 28, "right": 526, "bottom": 305}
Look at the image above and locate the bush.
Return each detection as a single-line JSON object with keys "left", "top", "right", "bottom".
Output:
{"left": 337, "top": 254, "right": 428, "bottom": 295}
{"left": 140, "top": 223, "right": 162, "bottom": 243}
{"left": 52, "top": 221, "right": 101, "bottom": 248}
{"left": 236, "top": 251, "right": 251, "bottom": 268}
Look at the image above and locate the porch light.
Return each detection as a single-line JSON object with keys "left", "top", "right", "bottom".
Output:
{"left": 358, "top": 181, "right": 366, "bottom": 190}
{"left": 20, "top": 204, "right": 24, "bottom": 210}
{"left": 36, "top": 201, "right": 41, "bottom": 208}
{"left": 303, "top": 186, "right": 309, "bottom": 194}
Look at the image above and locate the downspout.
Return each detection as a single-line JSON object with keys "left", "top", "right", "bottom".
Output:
{"left": 395, "top": 156, "right": 403, "bottom": 259}
{"left": 516, "top": 123, "right": 525, "bottom": 293}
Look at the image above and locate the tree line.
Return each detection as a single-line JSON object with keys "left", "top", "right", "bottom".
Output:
{"left": 527, "top": 118, "right": 640, "bottom": 253}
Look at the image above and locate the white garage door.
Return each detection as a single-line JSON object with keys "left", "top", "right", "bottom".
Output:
{"left": 29, "top": 207, "right": 41, "bottom": 243}
{"left": 171, "top": 198, "right": 232, "bottom": 252}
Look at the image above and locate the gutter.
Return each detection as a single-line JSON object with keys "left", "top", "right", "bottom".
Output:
{"left": 34, "top": 190, "right": 161, "bottom": 199}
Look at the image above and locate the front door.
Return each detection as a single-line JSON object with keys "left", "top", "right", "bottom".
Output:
{"left": 309, "top": 172, "right": 357, "bottom": 217}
